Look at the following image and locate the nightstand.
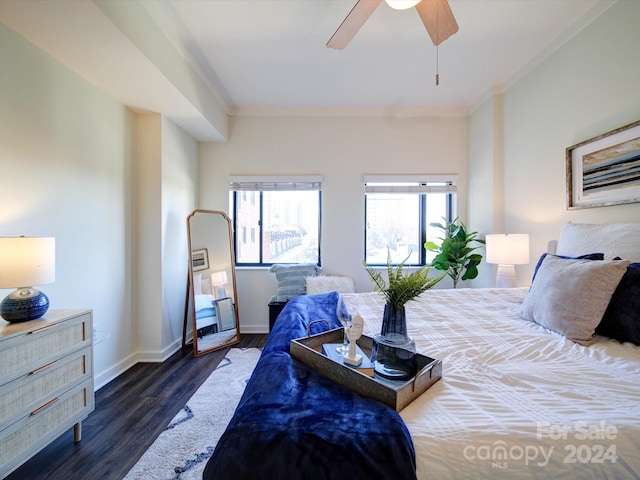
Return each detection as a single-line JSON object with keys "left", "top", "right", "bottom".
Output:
{"left": 268, "top": 301, "right": 288, "bottom": 331}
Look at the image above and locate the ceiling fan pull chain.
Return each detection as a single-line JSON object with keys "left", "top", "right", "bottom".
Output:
{"left": 435, "top": 0, "right": 440, "bottom": 86}
{"left": 436, "top": 44, "right": 440, "bottom": 86}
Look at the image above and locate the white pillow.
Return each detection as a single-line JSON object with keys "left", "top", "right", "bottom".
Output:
{"left": 193, "top": 273, "right": 202, "bottom": 295}
{"left": 194, "top": 293, "right": 215, "bottom": 312}
{"left": 518, "top": 255, "right": 630, "bottom": 345}
{"left": 305, "top": 275, "right": 355, "bottom": 295}
{"left": 556, "top": 222, "right": 640, "bottom": 261}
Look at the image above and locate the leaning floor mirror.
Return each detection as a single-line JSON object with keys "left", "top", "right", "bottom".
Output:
{"left": 185, "top": 209, "right": 240, "bottom": 356}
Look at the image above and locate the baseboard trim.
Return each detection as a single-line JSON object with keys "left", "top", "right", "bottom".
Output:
{"left": 94, "top": 352, "right": 137, "bottom": 391}
{"left": 95, "top": 339, "right": 183, "bottom": 391}
{"left": 240, "top": 325, "right": 269, "bottom": 334}
{"left": 136, "top": 338, "right": 182, "bottom": 363}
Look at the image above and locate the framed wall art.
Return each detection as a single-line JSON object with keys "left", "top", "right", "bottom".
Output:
{"left": 566, "top": 120, "right": 640, "bottom": 209}
{"left": 191, "top": 248, "right": 209, "bottom": 271}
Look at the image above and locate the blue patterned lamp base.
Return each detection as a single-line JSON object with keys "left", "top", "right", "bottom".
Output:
{"left": 0, "top": 287, "right": 49, "bottom": 323}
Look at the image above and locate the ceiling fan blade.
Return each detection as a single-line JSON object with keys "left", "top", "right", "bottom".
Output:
{"left": 415, "top": 0, "right": 459, "bottom": 46}
{"left": 327, "top": 0, "right": 383, "bottom": 50}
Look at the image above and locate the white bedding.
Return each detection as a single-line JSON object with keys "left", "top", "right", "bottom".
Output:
{"left": 195, "top": 293, "right": 216, "bottom": 312}
{"left": 350, "top": 289, "right": 640, "bottom": 479}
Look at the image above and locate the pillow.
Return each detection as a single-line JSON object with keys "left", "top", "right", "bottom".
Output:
{"left": 270, "top": 263, "right": 321, "bottom": 302}
{"left": 305, "top": 275, "right": 356, "bottom": 295}
{"left": 194, "top": 293, "right": 215, "bottom": 312}
{"left": 596, "top": 262, "right": 640, "bottom": 345}
{"left": 556, "top": 222, "right": 640, "bottom": 261}
{"left": 531, "top": 252, "right": 604, "bottom": 283}
{"left": 518, "top": 255, "right": 630, "bottom": 345}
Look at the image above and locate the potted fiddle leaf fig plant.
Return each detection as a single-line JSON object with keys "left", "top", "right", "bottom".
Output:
{"left": 363, "top": 250, "right": 445, "bottom": 380}
{"left": 424, "top": 217, "right": 484, "bottom": 288}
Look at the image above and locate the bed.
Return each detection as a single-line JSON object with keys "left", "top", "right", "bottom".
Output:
{"left": 204, "top": 222, "right": 640, "bottom": 479}
{"left": 195, "top": 293, "right": 218, "bottom": 336}
{"left": 193, "top": 273, "right": 219, "bottom": 336}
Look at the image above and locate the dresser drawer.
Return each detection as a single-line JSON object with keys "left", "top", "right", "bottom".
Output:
{"left": 0, "top": 379, "right": 94, "bottom": 477}
{"left": 0, "top": 346, "right": 92, "bottom": 432}
{"left": 0, "top": 312, "right": 91, "bottom": 384}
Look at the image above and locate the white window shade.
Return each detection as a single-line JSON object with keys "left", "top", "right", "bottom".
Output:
{"left": 364, "top": 175, "right": 457, "bottom": 194}
{"left": 229, "top": 176, "right": 322, "bottom": 191}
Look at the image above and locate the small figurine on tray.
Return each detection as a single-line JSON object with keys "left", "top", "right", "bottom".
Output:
{"left": 343, "top": 314, "right": 364, "bottom": 366}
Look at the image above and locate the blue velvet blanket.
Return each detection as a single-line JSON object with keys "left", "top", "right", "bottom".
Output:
{"left": 203, "top": 292, "right": 417, "bottom": 480}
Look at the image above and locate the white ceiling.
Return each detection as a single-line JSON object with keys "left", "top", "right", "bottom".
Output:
{"left": 0, "top": 0, "right": 616, "bottom": 140}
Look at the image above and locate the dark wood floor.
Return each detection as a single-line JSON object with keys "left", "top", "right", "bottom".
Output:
{"left": 7, "top": 334, "right": 268, "bottom": 480}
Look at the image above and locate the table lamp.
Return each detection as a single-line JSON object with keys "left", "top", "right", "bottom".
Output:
{"left": 485, "top": 234, "right": 529, "bottom": 288}
{"left": 210, "top": 271, "right": 228, "bottom": 299}
{"left": 0, "top": 237, "right": 55, "bottom": 322}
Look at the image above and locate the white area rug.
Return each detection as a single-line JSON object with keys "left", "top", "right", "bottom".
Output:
{"left": 123, "top": 348, "right": 261, "bottom": 480}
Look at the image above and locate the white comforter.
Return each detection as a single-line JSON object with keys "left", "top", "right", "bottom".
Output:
{"left": 351, "top": 289, "right": 640, "bottom": 479}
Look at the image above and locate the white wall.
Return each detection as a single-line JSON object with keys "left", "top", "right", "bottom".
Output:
{"left": 134, "top": 114, "right": 163, "bottom": 361}
{"left": 200, "top": 115, "right": 469, "bottom": 333}
{"left": 0, "top": 23, "right": 136, "bottom": 385}
{"left": 469, "top": 0, "right": 640, "bottom": 288}
{"left": 0, "top": 23, "right": 198, "bottom": 389}
{"left": 468, "top": 94, "right": 503, "bottom": 285}
{"left": 160, "top": 118, "right": 198, "bottom": 353}
{"left": 134, "top": 114, "right": 198, "bottom": 362}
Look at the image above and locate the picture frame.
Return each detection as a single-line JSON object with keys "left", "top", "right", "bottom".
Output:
{"left": 191, "top": 248, "right": 209, "bottom": 271}
{"left": 566, "top": 120, "right": 640, "bottom": 209}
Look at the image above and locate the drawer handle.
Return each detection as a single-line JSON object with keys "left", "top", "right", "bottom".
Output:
{"left": 29, "top": 324, "right": 58, "bottom": 335}
{"left": 31, "top": 397, "right": 60, "bottom": 416}
{"left": 29, "top": 360, "right": 58, "bottom": 375}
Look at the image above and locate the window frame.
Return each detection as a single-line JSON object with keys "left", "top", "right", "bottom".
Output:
{"left": 363, "top": 175, "right": 457, "bottom": 267}
{"left": 229, "top": 176, "right": 322, "bottom": 267}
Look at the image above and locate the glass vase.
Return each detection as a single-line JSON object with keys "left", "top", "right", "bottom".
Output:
{"left": 370, "top": 303, "right": 417, "bottom": 381}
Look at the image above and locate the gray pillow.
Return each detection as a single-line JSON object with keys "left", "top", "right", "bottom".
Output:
{"left": 270, "top": 263, "right": 321, "bottom": 302}
{"left": 518, "top": 255, "right": 630, "bottom": 345}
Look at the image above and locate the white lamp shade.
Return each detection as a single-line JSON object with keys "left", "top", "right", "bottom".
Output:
{"left": 210, "top": 271, "right": 228, "bottom": 286}
{"left": 385, "top": 0, "right": 421, "bottom": 10}
{"left": 485, "top": 234, "right": 529, "bottom": 265}
{"left": 0, "top": 237, "right": 55, "bottom": 288}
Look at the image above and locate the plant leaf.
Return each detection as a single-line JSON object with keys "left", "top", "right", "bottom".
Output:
{"left": 363, "top": 248, "right": 445, "bottom": 307}
{"left": 423, "top": 217, "right": 485, "bottom": 287}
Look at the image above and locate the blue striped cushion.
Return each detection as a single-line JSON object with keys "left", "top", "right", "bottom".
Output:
{"left": 270, "top": 263, "right": 320, "bottom": 301}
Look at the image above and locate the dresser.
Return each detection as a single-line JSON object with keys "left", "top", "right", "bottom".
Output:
{"left": 0, "top": 309, "right": 94, "bottom": 478}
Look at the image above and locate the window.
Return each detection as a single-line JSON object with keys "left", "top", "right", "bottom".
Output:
{"left": 364, "top": 175, "right": 457, "bottom": 266}
{"left": 229, "top": 176, "right": 322, "bottom": 266}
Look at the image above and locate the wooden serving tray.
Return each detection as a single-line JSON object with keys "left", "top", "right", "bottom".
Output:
{"left": 290, "top": 327, "right": 442, "bottom": 411}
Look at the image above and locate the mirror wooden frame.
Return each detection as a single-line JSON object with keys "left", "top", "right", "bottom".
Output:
{"left": 184, "top": 209, "right": 240, "bottom": 356}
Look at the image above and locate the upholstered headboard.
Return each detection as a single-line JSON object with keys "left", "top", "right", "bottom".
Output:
{"left": 555, "top": 221, "right": 640, "bottom": 261}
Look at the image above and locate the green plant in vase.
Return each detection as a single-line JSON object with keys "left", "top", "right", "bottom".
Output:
{"left": 363, "top": 250, "right": 445, "bottom": 380}
{"left": 424, "top": 217, "right": 484, "bottom": 288}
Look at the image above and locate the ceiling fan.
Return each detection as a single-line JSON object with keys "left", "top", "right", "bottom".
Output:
{"left": 327, "top": 0, "right": 459, "bottom": 50}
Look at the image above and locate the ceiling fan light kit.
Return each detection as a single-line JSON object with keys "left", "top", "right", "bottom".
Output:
{"left": 385, "top": 0, "right": 422, "bottom": 10}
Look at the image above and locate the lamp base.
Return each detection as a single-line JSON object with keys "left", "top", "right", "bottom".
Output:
{"left": 214, "top": 285, "right": 227, "bottom": 300}
{"left": 495, "top": 264, "right": 517, "bottom": 288}
{"left": 0, "top": 287, "right": 49, "bottom": 323}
